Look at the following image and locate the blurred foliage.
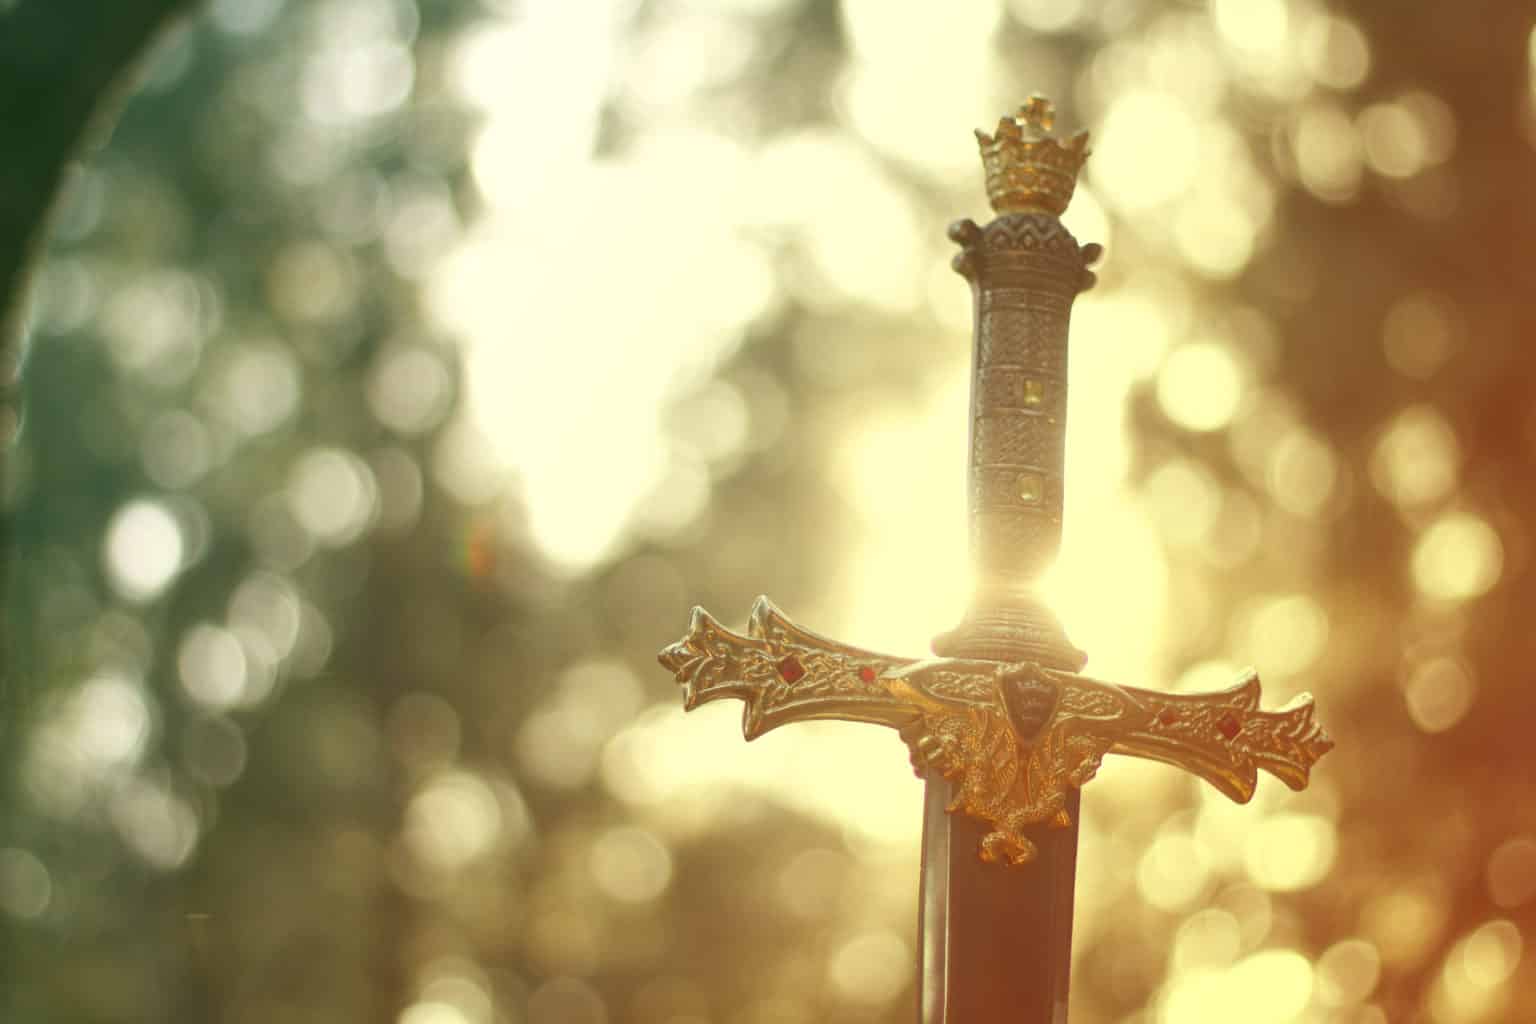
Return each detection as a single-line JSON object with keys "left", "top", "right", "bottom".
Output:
{"left": 2, "top": 1, "right": 1536, "bottom": 1024}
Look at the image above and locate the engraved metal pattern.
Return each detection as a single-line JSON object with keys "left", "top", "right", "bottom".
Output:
{"left": 956, "top": 223, "right": 1089, "bottom": 602}
{"left": 974, "top": 99, "right": 1090, "bottom": 217}
{"left": 977, "top": 308, "right": 1071, "bottom": 376}
{"left": 973, "top": 467, "right": 1063, "bottom": 513}
{"left": 975, "top": 415, "right": 1061, "bottom": 470}
{"left": 659, "top": 99, "right": 1333, "bottom": 877}
{"left": 979, "top": 369, "right": 1062, "bottom": 413}
{"left": 660, "top": 598, "right": 1334, "bottom": 866}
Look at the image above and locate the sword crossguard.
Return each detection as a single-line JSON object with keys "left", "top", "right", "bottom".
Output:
{"left": 659, "top": 597, "right": 1334, "bottom": 867}
{"left": 660, "top": 99, "right": 1334, "bottom": 874}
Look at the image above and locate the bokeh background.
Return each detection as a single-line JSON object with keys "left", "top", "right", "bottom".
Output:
{"left": 2, "top": 0, "right": 1535, "bottom": 1021}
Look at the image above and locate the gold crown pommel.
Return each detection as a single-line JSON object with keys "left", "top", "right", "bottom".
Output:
{"left": 976, "top": 96, "right": 1090, "bottom": 217}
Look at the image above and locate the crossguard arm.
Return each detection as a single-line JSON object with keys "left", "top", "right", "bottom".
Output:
{"left": 657, "top": 597, "right": 921, "bottom": 739}
{"left": 659, "top": 598, "right": 1334, "bottom": 866}
{"left": 1103, "top": 672, "right": 1333, "bottom": 803}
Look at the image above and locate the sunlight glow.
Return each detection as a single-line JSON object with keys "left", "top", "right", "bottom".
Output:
{"left": 112, "top": 778, "right": 199, "bottom": 870}
{"left": 838, "top": 0, "right": 1009, "bottom": 187}
{"left": 1371, "top": 404, "right": 1460, "bottom": 508}
{"left": 1266, "top": 427, "right": 1337, "bottom": 517}
{"left": 1429, "top": 920, "right": 1523, "bottom": 1022}
{"left": 287, "top": 447, "right": 378, "bottom": 546}
{"left": 1363, "top": 879, "right": 1448, "bottom": 966}
{"left": 1157, "top": 341, "right": 1244, "bottom": 432}
{"left": 1412, "top": 514, "right": 1503, "bottom": 601}
{"left": 1138, "top": 826, "right": 1211, "bottom": 911}
{"left": 1093, "top": 92, "right": 1201, "bottom": 210}
{"left": 1162, "top": 949, "right": 1313, "bottom": 1024}
{"left": 829, "top": 929, "right": 911, "bottom": 1006}
{"left": 1315, "top": 938, "right": 1382, "bottom": 1007}
{"left": 404, "top": 771, "right": 516, "bottom": 871}
{"left": 604, "top": 702, "right": 923, "bottom": 848}
{"left": 1402, "top": 656, "right": 1475, "bottom": 733}
{"left": 433, "top": 131, "right": 775, "bottom": 568}
{"left": 104, "top": 498, "right": 186, "bottom": 601}
{"left": 830, "top": 289, "right": 1169, "bottom": 687}
{"left": 178, "top": 623, "right": 250, "bottom": 710}
{"left": 1487, "top": 837, "right": 1536, "bottom": 909}
{"left": 1291, "top": 104, "right": 1364, "bottom": 202}
{"left": 829, "top": 377, "right": 969, "bottom": 654}
{"left": 1240, "top": 594, "right": 1329, "bottom": 678}
{"left": 1298, "top": 13, "right": 1371, "bottom": 90}
{"left": 589, "top": 826, "right": 673, "bottom": 904}
{"left": 1243, "top": 813, "right": 1336, "bottom": 891}
{"left": 1172, "top": 909, "right": 1242, "bottom": 973}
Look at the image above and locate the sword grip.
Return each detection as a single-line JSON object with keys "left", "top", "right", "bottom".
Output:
{"left": 934, "top": 213, "right": 1100, "bottom": 669}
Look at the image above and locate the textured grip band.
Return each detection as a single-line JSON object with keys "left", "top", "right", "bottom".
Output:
{"left": 934, "top": 213, "right": 1099, "bottom": 669}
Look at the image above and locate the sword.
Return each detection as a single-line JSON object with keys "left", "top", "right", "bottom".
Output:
{"left": 658, "top": 97, "right": 1334, "bottom": 1022}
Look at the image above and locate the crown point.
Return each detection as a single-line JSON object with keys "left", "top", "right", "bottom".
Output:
{"left": 973, "top": 95, "right": 1090, "bottom": 218}
{"left": 1019, "top": 95, "right": 1055, "bottom": 132}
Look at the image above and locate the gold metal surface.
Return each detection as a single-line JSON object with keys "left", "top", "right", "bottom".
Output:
{"left": 659, "top": 98, "right": 1334, "bottom": 872}
{"left": 976, "top": 95, "right": 1090, "bottom": 217}
{"left": 660, "top": 597, "right": 1334, "bottom": 866}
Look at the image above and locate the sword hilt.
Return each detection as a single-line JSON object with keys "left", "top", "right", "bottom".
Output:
{"left": 934, "top": 99, "right": 1101, "bottom": 670}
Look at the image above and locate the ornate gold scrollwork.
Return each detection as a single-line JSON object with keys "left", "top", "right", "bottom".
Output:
{"left": 660, "top": 597, "right": 1334, "bottom": 867}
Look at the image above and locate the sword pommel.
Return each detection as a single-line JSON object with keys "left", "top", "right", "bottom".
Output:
{"left": 975, "top": 96, "right": 1091, "bottom": 217}
{"left": 937, "top": 99, "right": 1100, "bottom": 669}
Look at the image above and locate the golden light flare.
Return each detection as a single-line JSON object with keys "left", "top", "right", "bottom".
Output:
{"left": 1242, "top": 813, "right": 1337, "bottom": 891}
{"left": 1362, "top": 878, "right": 1449, "bottom": 967}
{"left": 589, "top": 826, "right": 674, "bottom": 904}
{"left": 1142, "top": 458, "right": 1222, "bottom": 547}
{"left": 1172, "top": 908, "right": 1243, "bottom": 973}
{"left": 1412, "top": 514, "right": 1503, "bottom": 602}
{"left": 1371, "top": 405, "right": 1461, "bottom": 509}
{"left": 1315, "top": 937, "right": 1383, "bottom": 1008}
{"left": 603, "top": 702, "right": 924, "bottom": 849}
{"left": 1238, "top": 594, "right": 1330, "bottom": 679}
{"left": 103, "top": 498, "right": 186, "bottom": 602}
{"left": 828, "top": 929, "right": 911, "bottom": 1006}
{"left": 1092, "top": 92, "right": 1202, "bottom": 210}
{"left": 1428, "top": 920, "right": 1524, "bottom": 1022}
{"left": 1160, "top": 949, "right": 1314, "bottom": 1024}
{"left": 1290, "top": 103, "right": 1365, "bottom": 202}
{"left": 1157, "top": 341, "right": 1246, "bottom": 432}
{"left": 403, "top": 771, "right": 510, "bottom": 872}
{"left": 1401, "top": 656, "right": 1476, "bottom": 733}
{"left": 827, "top": 375, "right": 969, "bottom": 653}
{"left": 1486, "top": 836, "right": 1536, "bottom": 909}
{"left": 1297, "top": 13, "right": 1371, "bottom": 90}
{"left": 1266, "top": 427, "right": 1338, "bottom": 518}
{"left": 1138, "top": 825, "right": 1212, "bottom": 911}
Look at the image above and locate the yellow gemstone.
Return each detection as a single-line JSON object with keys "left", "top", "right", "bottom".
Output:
{"left": 1017, "top": 472, "right": 1043, "bottom": 504}
{"left": 1021, "top": 378, "right": 1045, "bottom": 406}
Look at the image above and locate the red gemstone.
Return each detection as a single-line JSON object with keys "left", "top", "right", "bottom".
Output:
{"left": 1217, "top": 712, "right": 1242, "bottom": 740}
{"left": 1157, "top": 707, "right": 1179, "bottom": 727}
{"left": 858, "top": 666, "right": 877, "bottom": 684}
{"left": 777, "top": 655, "right": 806, "bottom": 683}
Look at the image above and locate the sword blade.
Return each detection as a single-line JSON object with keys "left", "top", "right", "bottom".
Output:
{"left": 919, "top": 775, "right": 1080, "bottom": 1023}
